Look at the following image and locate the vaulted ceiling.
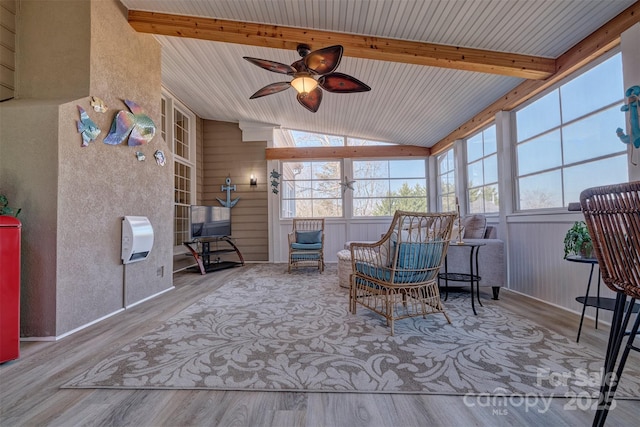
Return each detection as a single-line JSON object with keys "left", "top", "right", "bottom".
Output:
{"left": 120, "top": 0, "right": 638, "bottom": 151}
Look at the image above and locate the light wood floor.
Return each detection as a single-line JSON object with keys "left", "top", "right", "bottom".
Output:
{"left": 1, "top": 264, "right": 638, "bottom": 427}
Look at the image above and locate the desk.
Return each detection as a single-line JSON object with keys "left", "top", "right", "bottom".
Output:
{"left": 438, "top": 241, "right": 486, "bottom": 315}
{"left": 567, "top": 255, "right": 640, "bottom": 342}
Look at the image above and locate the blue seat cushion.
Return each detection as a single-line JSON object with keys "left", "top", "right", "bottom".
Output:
{"left": 291, "top": 242, "right": 322, "bottom": 250}
{"left": 396, "top": 241, "right": 444, "bottom": 269}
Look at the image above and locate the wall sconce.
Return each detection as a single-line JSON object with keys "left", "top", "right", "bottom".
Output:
{"left": 250, "top": 174, "right": 257, "bottom": 186}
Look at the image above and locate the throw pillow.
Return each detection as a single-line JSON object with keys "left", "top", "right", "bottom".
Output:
{"left": 462, "top": 214, "right": 487, "bottom": 239}
{"left": 296, "top": 230, "right": 322, "bottom": 244}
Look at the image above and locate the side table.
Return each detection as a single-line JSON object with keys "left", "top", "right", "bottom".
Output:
{"left": 566, "top": 255, "right": 640, "bottom": 342}
{"left": 438, "top": 241, "right": 486, "bottom": 315}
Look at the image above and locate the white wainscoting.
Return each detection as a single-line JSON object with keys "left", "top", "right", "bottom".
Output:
{"left": 506, "top": 216, "right": 616, "bottom": 324}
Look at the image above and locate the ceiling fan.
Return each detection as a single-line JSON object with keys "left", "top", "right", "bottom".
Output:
{"left": 243, "top": 44, "right": 371, "bottom": 113}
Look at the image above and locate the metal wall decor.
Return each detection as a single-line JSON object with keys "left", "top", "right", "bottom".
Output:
{"left": 270, "top": 169, "right": 281, "bottom": 194}
{"left": 217, "top": 176, "right": 240, "bottom": 208}
{"left": 76, "top": 106, "right": 101, "bottom": 147}
{"left": 104, "top": 99, "right": 156, "bottom": 146}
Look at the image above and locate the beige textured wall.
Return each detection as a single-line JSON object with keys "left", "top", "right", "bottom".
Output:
{"left": 0, "top": 100, "right": 60, "bottom": 336}
{"left": 202, "top": 120, "right": 268, "bottom": 261}
{"left": 1, "top": 0, "right": 172, "bottom": 337}
{"left": 15, "top": 0, "right": 90, "bottom": 99}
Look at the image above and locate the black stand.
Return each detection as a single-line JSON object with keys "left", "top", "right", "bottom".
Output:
{"left": 566, "top": 255, "right": 640, "bottom": 342}
{"left": 438, "top": 242, "right": 485, "bottom": 315}
{"left": 183, "top": 236, "right": 245, "bottom": 275}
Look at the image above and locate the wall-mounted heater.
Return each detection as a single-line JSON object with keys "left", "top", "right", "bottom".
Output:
{"left": 122, "top": 216, "right": 154, "bottom": 264}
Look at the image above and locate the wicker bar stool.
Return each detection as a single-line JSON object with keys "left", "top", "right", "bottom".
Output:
{"left": 579, "top": 181, "right": 640, "bottom": 427}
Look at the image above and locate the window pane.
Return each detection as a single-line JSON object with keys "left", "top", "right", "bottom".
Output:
{"left": 562, "top": 105, "right": 626, "bottom": 165}
{"left": 312, "top": 199, "right": 342, "bottom": 217}
{"left": 353, "top": 160, "right": 388, "bottom": 179}
{"left": 484, "top": 154, "right": 498, "bottom": 184}
{"left": 467, "top": 134, "right": 483, "bottom": 162}
{"left": 312, "top": 180, "right": 341, "bottom": 198}
{"left": 467, "top": 160, "right": 483, "bottom": 188}
{"left": 517, "top": 130, "right": 562, "bottom": 176}
{"left": 561, "top": 54, "right": 624, "bottom": 123}
{"left": 354, "top": 180, "right": 389, "bottom": 198}
{"left": 516, "top": 90, "right": 561, "bottom": 142}
{"left": 347, "top": 137, "right": 393, "bottom": 146}
{"left": 563, "top": 155, "right": 628, "bottom": 205}
{"left": 354, "top": 198, "right": 383, "bottom": 216}
{"left": 281, "top": 160, "right": 343, "bottom": 218}
{"left": 291, "top": 130, "right": 344, "bottom": 147}
{"left": 312, "top": 161, "right": 341, "bottom": 179}
{"left": 390, "top": 179, "right": 425, "bottom": 193}
{"left": 518, "top": 171, "right": 562, "bottom": 210}
{"left": 484, "top": 184, "right": 500, "bottom": 213}
{"left": 484, "top": 126, "right": 497, "bottom": 155}
{"left": 389, "top": 160, "right": 425, "bottom": 178}
{"left": 442, "top": 194, "right": 456, "bottom": 211}
{"left": 469, "top": 187, "right": 484, "bottom": 213}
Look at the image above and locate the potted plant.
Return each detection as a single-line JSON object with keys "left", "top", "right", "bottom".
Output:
{"left": 563, "top": 221, "right": 593, "bottom": 259}
{"left": 0, "top": 194, "right": 21, "bottom": 217}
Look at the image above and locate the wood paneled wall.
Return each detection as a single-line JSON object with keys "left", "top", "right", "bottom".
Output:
{"left": 0, "top": 0, "right": 16, "bottom": 101}
{"left": 202, "top": 120, "right": 268, "bottom": 261}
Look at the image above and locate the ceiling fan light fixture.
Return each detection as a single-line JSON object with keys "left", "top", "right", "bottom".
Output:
{"left": 290, "top": 74, "right": 318, "bottom": 94}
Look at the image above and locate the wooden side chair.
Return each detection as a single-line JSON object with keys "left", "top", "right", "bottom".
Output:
{"left": 579, "top": 181, "right": 640, "bottom": 427}
{"left": 349, "top": 210, "right": 456, "bottom": 335}
{"left": 288, "top": 218, "right": 325, "bottom": 273}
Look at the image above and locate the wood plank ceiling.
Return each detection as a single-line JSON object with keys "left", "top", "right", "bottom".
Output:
{"left": 120, "top": 0, "right": 638, "bottom": 150}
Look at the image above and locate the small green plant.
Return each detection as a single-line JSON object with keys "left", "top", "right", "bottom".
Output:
{"left": 563, "top": 221, "right": 593, "bottom": 259}
{"left": 0, "top": 194, "right": 21, "bottom": 217}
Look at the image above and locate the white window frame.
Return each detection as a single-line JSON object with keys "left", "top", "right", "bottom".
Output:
{"left": 513, "top": 51, "right": 627, "bottom": 212}
{"left": 466, "top": 124, "right": 499, "bottom": 214}
{"left": 162, "top": 91, "right": 196, "bottom": 248}
{"left": 436, "top": 148, "right": 456, "bottom": 212}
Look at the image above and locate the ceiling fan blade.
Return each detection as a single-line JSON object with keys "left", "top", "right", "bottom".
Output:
{"left": 249, "top": 82, "right": 292, "bottom": 99}
{"left": 304, "top": 45, "right": 343, "bottom": 75}
{"left": 297, "top": 87, "right": 323, "bottom": 113}
{"left": 243, "top": 57, "right": 296, "bottom": 75}
{"left": 318, "top": 72, "right": 371, "bottom": 93}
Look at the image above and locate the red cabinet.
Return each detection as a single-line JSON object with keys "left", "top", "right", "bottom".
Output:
{"left": 0, "top": 215, "right": 21, "bottom": 363}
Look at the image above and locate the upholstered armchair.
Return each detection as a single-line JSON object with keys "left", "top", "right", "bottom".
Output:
{"left": 288, "top": 218, "right": 325, "bottom": 273}
{"left": 444, "top": 214, "right": 505, "bottom": 299}
{"left": 350, "top": 210, "right": 456, "bottom": 335}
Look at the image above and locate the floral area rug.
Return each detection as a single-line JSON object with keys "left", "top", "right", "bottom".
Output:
{"left": 63, "top": 264, "right": 640, "bottom": 398}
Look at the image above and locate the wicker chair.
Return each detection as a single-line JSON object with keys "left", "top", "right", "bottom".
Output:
{"left": 579, "top": 181, "right": 640, "bottom": 427}
{"left": 288, "top": 218, "right": 325, "bottom": 273}
{"left": 349, "top": 210, "right": 456, "bottom": 335}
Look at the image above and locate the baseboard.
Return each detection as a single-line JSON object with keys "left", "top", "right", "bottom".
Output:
{"left": 125, "top": 286, "right": 175, "bottom": 309}
{"left": 21, "top": 286, "right": 176, "bottom": 342}
{"left": 20, "top": 308, "right": 126, "bottom": 342}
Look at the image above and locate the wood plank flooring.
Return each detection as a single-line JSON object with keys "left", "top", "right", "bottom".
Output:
{"left": 1, "top": 264, "right": 638, "bottom": 427}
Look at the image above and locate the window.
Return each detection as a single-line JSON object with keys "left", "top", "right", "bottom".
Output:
{"left": 352, "top": 159, "right": 427, "bottom": 216}
{"left": 436, "top": 149, "right": 456, "bottom": 211}
{"left": 162, "top": 93, "right": 196, "bottom": 246}
{"left": 467, "top": 125, "right": 499, "bottom": 213}
{"left": 515, "top": 53, "right": 627, "bottom": 210}
{"left": 278, "top": 130, "right": 423, "bottom": 218}
{"left": 281, "top": 160, "right": 342, "bottom": 218}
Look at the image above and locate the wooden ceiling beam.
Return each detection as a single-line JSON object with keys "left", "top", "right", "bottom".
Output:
{"left": 127, "top": 10, "right": 555, "bottom": 80}
{"left": 430, "top": 1, "right": 640, "bottom": 155}
{"left": 265, "top": 145, "right": 430, "bottom": 160}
